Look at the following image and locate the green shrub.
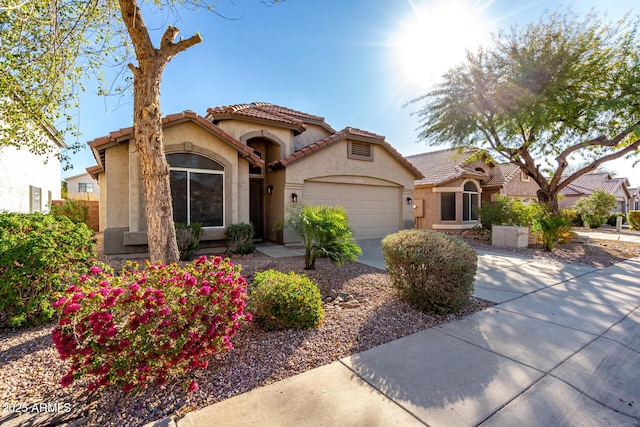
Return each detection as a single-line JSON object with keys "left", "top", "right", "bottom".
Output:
{"left": 225, "top": 223, "right": 255, "bottom": 255}
{"left": 381, "top": 230, "right": 477, "bottom": 315}
{"left": 175, "top": 222, "right": 202, "bottom": 261}
{"left": 532, "top": 213, "right": 570, "bottom": 252}
{"left": 478, "top": 196, "right": 544, "bottom": 229}
{"left": 249, "top": 270, "right": 324, "bottom": 331}
{"left": 50, "top": 199, "right": 90, "bottom": 226}
{"left": 0, "top": 213, "right": 96, "bottom": 327}
{"left": 606, "top": 212, "right": 627, "bottom": 226}
{"left": 286, "top": 204, "right": 361, "bottom": 270}
{"left": 52, "top": 256, "right": 250, "bottom": 393}
{"left": 629, "top": 211, "right": 640, "bottom": 230}
{"left": 561, "top": 208, "right": 581, "bottom": 226}
{"left": 573, "top": 189, "right": 617, "bottom": 228}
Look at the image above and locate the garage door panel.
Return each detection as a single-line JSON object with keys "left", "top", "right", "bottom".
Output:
{"left": 303, "top": 181, "right": 400, "bottom": 239}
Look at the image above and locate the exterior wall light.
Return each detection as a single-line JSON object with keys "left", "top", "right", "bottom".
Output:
{"left": 291, "top": 193, "right": 298, "bottom": 203}
{"left": 407, "top": 197, "right": 413, "bottom": 205}
{"left": 267, "top": 185, "right": 273, "bottom": 195}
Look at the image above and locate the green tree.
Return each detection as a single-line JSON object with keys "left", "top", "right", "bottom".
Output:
{"left": 286, "top": 204, "right": 362, "bottom": 270}
{"left": 412, "top": 9, "right": 640, "bottom": 214}
{"left": 573, "top": 189, "right": 618, "bottom": 228}
{"left": 1, "top": 0, "right": 279, "bottom": 263}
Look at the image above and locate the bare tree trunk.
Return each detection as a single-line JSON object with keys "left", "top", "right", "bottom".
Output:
{"left": 132, "top": 62, "right": 179, "bottom": 263}
{"left": 119, "top": 0, "right": 201, "bottom": 263}
{"left": 536, "top": 187, "right": 560, "bottom": 215}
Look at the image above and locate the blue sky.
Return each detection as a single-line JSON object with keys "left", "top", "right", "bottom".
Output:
{"left": 66, "top": 0, "right": 638, "bottom": 186}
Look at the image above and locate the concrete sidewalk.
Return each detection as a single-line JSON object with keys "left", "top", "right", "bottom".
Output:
{"left": 148, "top": 251, "right": 640, "bottom": 427}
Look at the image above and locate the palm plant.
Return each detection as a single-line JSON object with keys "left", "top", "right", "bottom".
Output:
{"left": 286, "top": 204, "right": 361, "bottom": 270}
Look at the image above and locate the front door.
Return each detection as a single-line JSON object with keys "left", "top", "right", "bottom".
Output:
{"left": 249, "top": 179, "right": 264, "bottom": 240}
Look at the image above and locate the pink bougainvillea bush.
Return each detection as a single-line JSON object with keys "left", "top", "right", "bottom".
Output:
{"left": 52, "top": 255, "right": 251, "bottom": 393}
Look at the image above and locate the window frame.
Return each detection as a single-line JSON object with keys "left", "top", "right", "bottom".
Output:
{"left": 78, "top": 182, "right": 94, "bottom": 193}
{"left": 168, "top": 154, "right": 225, "bottom": 228}
{"left": 440, "top": 192, "right": 456, "bottom": 221}
{"left": 462, "top": 181, "right": 479, "bottom": 222}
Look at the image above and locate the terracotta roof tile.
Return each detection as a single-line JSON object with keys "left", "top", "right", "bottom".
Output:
{"left": 483, "top": 163, "right": 521, "bottom": 188}
{"left": 559, "top": 172, "right": 630, "bottom": 196}
{"left": 407, "top": 147, "right": 489, "bottom": 186}
{"left": 269, "top": 127, "right": 423, "bottom": 179}
{"left": 87, "top": 111, "right": 264, "bottom": 171}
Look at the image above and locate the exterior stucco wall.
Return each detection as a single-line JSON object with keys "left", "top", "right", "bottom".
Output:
{"left": 283, "top": 140, "right": 417, "bottom": 242}
{"left": 105, "top": 143, "right": 130, "bottom": 229}
{"left": 0, "top": 144, "right": 62, "bottom": 213}
{"left": 101, "top": 121, "right": 253, "bottom": 254}
{"left": 413, "top": 178, "right": 482, "bottom": 230}
{"left": 217, "top": 121, "right": 293, "bottom": 158}
{"left": 293, "top": 124, "right": 332, "bottom": 151}
{"left": 499, "top": 174, "right": 539, "bottom": 201}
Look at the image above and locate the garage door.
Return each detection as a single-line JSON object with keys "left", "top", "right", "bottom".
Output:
{"left": 303, "top": 181, "right": 400, "bottom": 239}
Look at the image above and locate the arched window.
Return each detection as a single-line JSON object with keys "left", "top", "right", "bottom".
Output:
{"left": 167, "top": 153, "right": 224, "bottom": 227}
{"left": 463, "top": 181, "right": 479, "bottom": 221}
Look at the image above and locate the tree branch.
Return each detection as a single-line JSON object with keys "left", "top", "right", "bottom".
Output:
{"left": 118, "top": 0, "right": 154, "bottom": 59}
{"left": 158, "top": 27, "right": 202, "bottom": 60}
{"left": 557, "top": 136, "right": 640, "bottom": 191}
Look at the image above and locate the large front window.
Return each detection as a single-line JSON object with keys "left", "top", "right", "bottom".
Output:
{"left": 441, "top": 192, "right": 456, "bottom": 221}
{"left": 463, "top": 181, "right": 479, "bottom": 221}
{"left": 167, "top": 153, "right": 224, "bottom": 227}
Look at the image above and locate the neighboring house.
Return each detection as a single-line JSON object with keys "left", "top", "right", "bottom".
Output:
{"left": 89, "top": 104, "right": 422, "bottom": 255}
{"left": 407, "top": 147, "right": 539, "bottom": 230}
{"left": 559, "top": 172, "right": 632, "bottom": 213}
{"left": 630, "top": 188, "right": 639, "bottom": 211}
{"left": 0, "top": 118, "right": 65, "bottom": 214}
{"left": 64, "top": 172, "right": 100, "bottom": 200}
{"left": 482, "top": 163, "right": 541, "bottom": 204}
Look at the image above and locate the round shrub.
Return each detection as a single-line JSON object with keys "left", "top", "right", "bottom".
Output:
{"left": 249, "top": 270, "right": 324, "bottom": 331}
{"left": 606, "top": 212, "right": 626, "bottom": 226}
{"left": 0, "top": 212, "right": 96, "bottom": 327}
{"left": 382, "top": 230, "right": 477, "bottom": 314}
{"left": 52, "top": 255, "right": 250, "bottom": 393}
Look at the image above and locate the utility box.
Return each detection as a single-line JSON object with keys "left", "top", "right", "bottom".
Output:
{"left": 492, "top": 225, "right": 529, "bottom": 248}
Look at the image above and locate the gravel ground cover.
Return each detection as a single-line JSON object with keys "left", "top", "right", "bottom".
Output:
{"left": 1, "top": 231, "right": 639, "bottom": 426}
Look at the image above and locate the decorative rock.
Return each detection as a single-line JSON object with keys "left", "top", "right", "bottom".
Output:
{"left": 328, "top": 289, "right": 339, "bottom": 299}
{"left": 341, "top": 301, "right": 361, "bottom": 309}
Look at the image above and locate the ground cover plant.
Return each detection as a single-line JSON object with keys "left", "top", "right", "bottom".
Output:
{"left": 0, "top": 212, "right": 95, "bottom": 327}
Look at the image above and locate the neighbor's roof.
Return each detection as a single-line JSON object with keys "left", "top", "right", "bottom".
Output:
{"left": 406, "top": 147, "right": 492, "bottom": 186}
{"left": 205, "top": 102, "right": 336, "bottom": 135}
{"left": 86, "top": 111, "right": 264, "bottom": 179}
{"left": 268, "top": 126, "right": 424, "bottom": 179}
{"left": 560, "top": 172, "right": 631, "bottom": 198}
{"left": 483, "top": 163, "right": 522, "bottom": 188}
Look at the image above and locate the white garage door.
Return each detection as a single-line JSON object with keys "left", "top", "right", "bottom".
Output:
{"left": 303, "top": 181, "right": 401, "bottom": 239}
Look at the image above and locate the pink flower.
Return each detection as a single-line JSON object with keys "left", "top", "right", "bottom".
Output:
{"left": 53, "top": 297, "right": 67, "bottom": 308}
{"left": 129, "top": 283, "right": 140, "bottom": 293}
{"left": 122, "top": 382, "right": 135, "bottom": 393}
{"left": 187, "top": 381, "right": 198, "bottom": 392}
{"left": 60, "top": 373, "right": 74, "bottom": 387}
{"left": 90, "top": 266, "right": 103, "bottom": 275}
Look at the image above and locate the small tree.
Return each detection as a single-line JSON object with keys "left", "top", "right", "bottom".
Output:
{"left": 478, "top": 196, "right": 544, "bottom": 229}
{"left": 573, "top": 189, "right": 618, "bottom": 228}
{"left": 286, "top": 204, "right": 362, "bottom": 270}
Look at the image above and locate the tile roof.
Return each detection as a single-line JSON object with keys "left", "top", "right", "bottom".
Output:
{"left": 205, "top": 102, "right": 337, "bottom": 135}
{"left": 559, "top": 172, "right": 630, "bottom": 196}
{"left": 269, "top": 126, "right": 424, "bottom": 179}
{"left": 483, "top": 163, "right": 521, "bottom": 188}
{"left": 406, "top": 147, "right": 490, "bottom": 186}
{"left": 87, "top": 111, "right": 264, "bottom": 174}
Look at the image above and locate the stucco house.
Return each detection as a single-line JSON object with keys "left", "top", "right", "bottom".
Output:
{"left": 406, "top": 147, "right": 539, "bottom": 230}
{"left": 64, "top": 172, "right": 100, "bottom": 200}
{"left": 559, "top": 172, "right": 633, "bottom": 214}
{"left": 0, "top": 118, "right": 65, "bottom": 214}
{"left": 89, "top": 103, "right": 422, "bottom": 255}
{"left": 630, "top": 188, "right": 639, "bottom": 211}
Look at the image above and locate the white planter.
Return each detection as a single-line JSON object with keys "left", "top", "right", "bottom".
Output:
{"left": 491, "top": 225, "right": 529, "bottom": 248}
